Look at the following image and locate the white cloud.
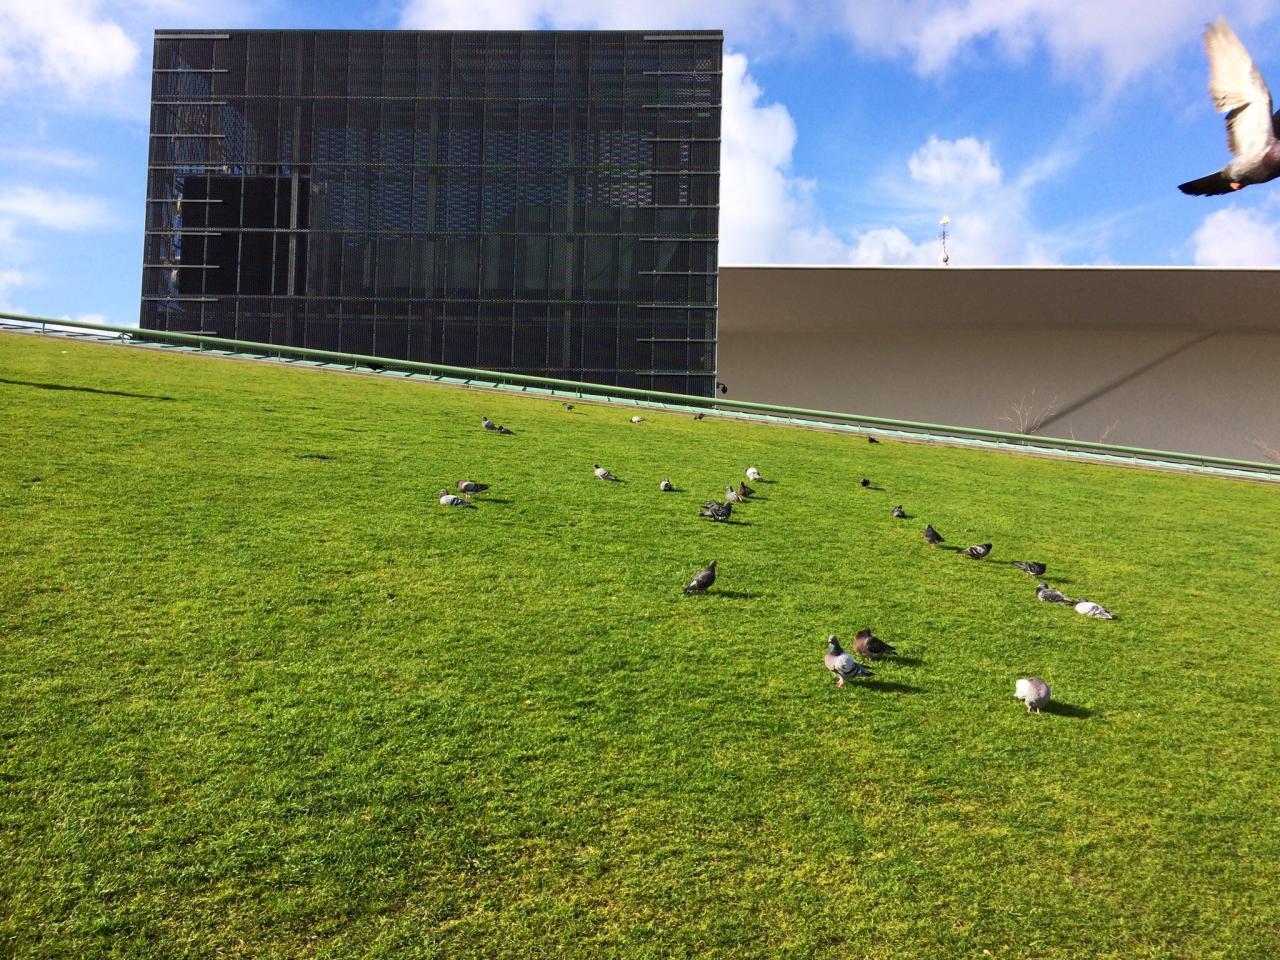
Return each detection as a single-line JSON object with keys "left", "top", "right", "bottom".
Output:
{"left": 908, "top": 136, "right": 1002, "bottom": 196}
{"left": 1191, "top": 205, "right": 1280, "bottom": 265}
{"left": 0, "top": 145, "right": 98, "bottom": 171}
{"left": 0, "top": 0, "right": 138, "bottom": 98}
{"left": 0, "top": 185, "right": 116, "bottom": 231}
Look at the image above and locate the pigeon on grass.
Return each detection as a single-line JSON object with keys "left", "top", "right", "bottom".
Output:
{"left": 746, "top": 467, "right": 762, "bottom": 482}
{"left": 891, "top": 505, "right": 907, "bottom": 519}
{"left": 867, "top": 436, "right": 880, "bottom": 444}
{"left": 684, "top": 560, "right": 717, "bottom": 595}
{"left": 725, "top": 485, "right": 744, "bottom": 504}
{"left": 481, "top": 416, "right": 497, "bottom": 431}
{"left": 659, "top": 478, "right": 674, "bottom": 492}
{"left": 853, "top": 628, "right": 897, "bottom": 661}
{"left": 693, "top": 412, "right": 706, "bottom": 420}
{"left": 438, "top": 489, "right": 476, "bottom": 508}
{"left": 1036, "top": 582, "right": 1074, "bottom": 605}
{"left": 496, "top": 424, "right": 514, "bottom": 435}
{"left": 923, "top": 524, "right": 944, "bottom": 546}
{"left": 630, "top": 416, "right": 645, "bottom": 424}
{"left": 1074, "top": 600, "right": 1116, "bottom": 620}
{"left": 825, "top": 636, "right": 874, "bottom": 687}
{"left": 961, "top": 543, "right": 992, "bottom": 560}
{"left": 594, "top": 464, "right": 621, "bottom": 481}
{"left": 457, "top": 480, "right": 489, "bottom": 495}
{"left": 1013, "top": 561, "right": 1047, "bottom": 577}
{"left": 700, "top": 500, "right": 733, "bottom": 522}
{"left": 860, "top": 478, "right": 871, "bottom": 489}
{"left": 1014, "top": 677, "right": 1051, "bottom": 714}
{"left": 563, "top": 402, "right": 575, "bottom": 411}
{"left": 738, "top": 480, "right": 755, "bottom": 498}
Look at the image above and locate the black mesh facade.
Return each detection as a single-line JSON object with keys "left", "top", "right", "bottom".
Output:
{"left": 141, "top": 29, "right": 722, "bottom": 395}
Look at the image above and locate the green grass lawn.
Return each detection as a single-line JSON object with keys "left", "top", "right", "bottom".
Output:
{"left": 2, "top": 332, "right": 1278, "bottom": 959}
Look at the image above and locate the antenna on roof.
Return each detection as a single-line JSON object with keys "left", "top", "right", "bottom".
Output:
{"left": 939, "top": 216, "right": 951, "bottom": 266}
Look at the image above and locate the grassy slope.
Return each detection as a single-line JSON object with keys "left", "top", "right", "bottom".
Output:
{"left": 1, "top": 333, "right": 1278, "bottom": 959}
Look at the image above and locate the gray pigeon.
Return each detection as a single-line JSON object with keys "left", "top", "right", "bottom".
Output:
{"left": 853, "top": 627, "right": 897, "bottom": 661}
{"left": 825, "top": 636, "right": 874, "bottom": 687}
{"left": 725, "top": 484, "right": 743, "bottom": 504}
{"left": 659, "top": 478, "right": 674, "bottom": 492}
{"left": 1013, "top": 561, "right": 1047, "bottom": 577}
{"left": 700, "top": 500, "right": 733, "bottom": 522}
{"left": 923, "top": 524, "right": 944, "bottom": 546}
{"left": 457, "top": 480, "right": 489, "bottom": 495}
{"left": 594, "top": 464, "right": 620, "bottom": 481}
{"left": 438, "top": 489, "right": 476, "bottom": 508}
{"left": 891, "top": 505, "right": 907, "bottom": 519}
{"left": 1074, "top": 599, "right": 1116, "bottom": 620}
{"left": 960, "top": 542, "right": 992, "bottom": 560}
{"left": 481, "top": 416, "right": 497, "bottom": 431}
{"left": 684, "top": 560, "right": 717, "bottom": 595}
{"left": 1036, "top": 582, "right": 1074, "bottom": 605}
{"left": 1014, "top": 677, "right": 1051, "bottom": 714}
{"left": 1180, "top": 18, "right": 1280, "bottom": 196}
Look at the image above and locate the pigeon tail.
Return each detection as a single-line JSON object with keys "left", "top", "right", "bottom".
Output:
{"left": 1179, "top": 171, "right": 1236, "bottom": 195}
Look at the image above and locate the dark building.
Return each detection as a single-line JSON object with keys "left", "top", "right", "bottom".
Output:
{"left": 141, "top": 29, "right": 722, "bottom": 394}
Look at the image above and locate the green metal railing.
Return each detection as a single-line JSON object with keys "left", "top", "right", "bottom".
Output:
{"left": 3, "top": 310, "right": 1278, "bottom": 479}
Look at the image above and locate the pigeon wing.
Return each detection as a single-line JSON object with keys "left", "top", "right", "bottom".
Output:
{"left": 1205, "top": 17, "right": 1276, "bottom": 159}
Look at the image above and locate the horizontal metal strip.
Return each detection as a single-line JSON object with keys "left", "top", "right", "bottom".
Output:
{"left": 142, "top": 264, "right": 221, "bottom": 269}
{"left": 154, "top": 33, "right": 232, "bottom": 40}
{"left": 145, "top": 198, "right": 226, "bottom": 203}
{"left": 150, "top": 133, "right": 226, "bottom": 138}
{"left": 153, "top": 68, "right": 229, "bottom": 73}
{"left": 140, "top": 296, "right": 221, "bottom": 302}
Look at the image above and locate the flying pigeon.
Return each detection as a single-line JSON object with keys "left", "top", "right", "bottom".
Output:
{"left": 684, "top": 560, "right": 717, "bottom": 595}
{"left": 457, "top": 480, "right": 489, "bottom": 495}
{"left": 630, "top": 416, "right": 645, "bottom": 424}
{"left": 496, "top": 424, "right": 514, "bottom": 435}
{"left": 860, "top": 478, "right": 871, "bottom": 489}
{"left": 594, "top": 464, "right": 620, "bottom": 481}
{"left": 1014, "top": 677, "right": 1052, "bottom": 714}
{"left": 745, "top": 467, "right": 762, "bottom": 482}
{"left": 737, "top": 480, "right": 754, "bottom": 499}
{"left": 481, "top": 416, "right": 497, "bottom": 431}
{"left": 891, "top": 505, "right": 907, "bottom": 519}
{"left": 961, "top": 543, "right": 992, "bottom": 560}
{"left": 1074, "top": 599, "right": 1116, "bottom": 620}
{"left": 867, "top": 436, "right": 880, "bottom": 444}
{"left": 1180, "top": 18, "right": 1280, "bottom": 196}
{"left": 700, "top": 500, "right": 733, "bottom": 522}
{"left": 853, "top": 627, "right": 898, "bottom": 661}
{"left": 725, "top": 485, "right": 743, "bottom": 504}
{"left": 438, "top": 489, "right": 476, "bottom": 508}
{"left": 1035, "top": 582, "right": 1074, "bottom": 605}
{"left": 659, "top": 478, "right": 674, "bottom": 492}
{"left": 825, "top": 636, "right": 874, "bottom": 687}
{"left": 1013, "top": 561, "right": 1047, "bottom": 577}
{"left": 923, "top": 524, "right": 944, "bottom": 546}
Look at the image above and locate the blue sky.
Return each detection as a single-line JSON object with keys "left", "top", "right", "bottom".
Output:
{"left": 4, "top": 0, "right": 1280, "bottom": 327}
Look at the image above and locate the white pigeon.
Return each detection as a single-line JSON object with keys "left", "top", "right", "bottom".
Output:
{"left": 745, "top": 467, "right": 762, "bottom": 482}
{"left": 438, "top": 489, "right": 476, "bottom": 508}
{"left": 630, "top": 415, "right": 645, "bottom": 423}
{"left": 1074, "top": 599, "right": 1116, "bottom": 620}
{"left": 593, "top": 463, "right": 620, "bottom": 481}
{"left": 1014, "top": 677, "right": 1051, "bottom": 713}
{"left": 659, "top": 478, "right": 674, "bottom": 491}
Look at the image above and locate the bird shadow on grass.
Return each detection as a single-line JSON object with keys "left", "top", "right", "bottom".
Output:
{"left": 708, "top": 590, "right": 761, "bottom": 601}
{"left": 1041, "top": 700, "right": 1094, "bottom": 719}
{"left": 0, "top": 377, "right": 179, "bottom": 401}
{"left": 937, "top": 544, "right": 963, "bottom": 553}
{"left": 860, "top": 679, "right": 923, "bottom": 694}
{"left": 479, "top": 497, "right": 514, "bottom": 505}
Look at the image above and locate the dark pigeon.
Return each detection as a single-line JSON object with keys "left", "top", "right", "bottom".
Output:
{"left": 923, "top": 524, "right": 944, "bottom": 546}
{"left": 700, "top": 500, "right": 733, "bottom": 522}
{"left": 457, "top": 480, "right": 489, "bottom": 495}
{"left": 860, "top": 478, "right": 871, "bottom": 488}
{"left": 496, "top": 424, "right": 514, "bottom": 435}
{"left": 891, "top": 505, "right": 907, "bottom": 519}
{"left": 1036, "top": 582, "right": 1074, "bottom": 605}
{"left": 684, "top": 560, "right": 717, "bottom": 595}
{"left": 1013, "top": 560, "right": 1047, "bottom": 577}
{"left": 961, "top": 543, "right": 992, "bottom": 560}
{"left": 738, "top": 480, "right": 755, "bottom": 498}
{"left": 563, "top": 402, "right": 574, "bottom": 411}
{"left": 1180, "top": 18, "right": 1280, "bottom": 196}
{"left": 825, "top": 636, "right": 873, "bottom": 687}
{"left": 693, "top": 412, "right": 705, "bottom": 420}
{"left": 853, "top": 627, "right": 898, "bottom": 661}
{"left": 659, "top": 478, "right": 674, "bottom": 492}
{"left": 867, "top": 436, "right": 880, "bottom": 444}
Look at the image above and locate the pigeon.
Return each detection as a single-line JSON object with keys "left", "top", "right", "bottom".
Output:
{"left": 891, "top": 505, "right": 907, "bottom": 519}
{"left": 457, "top": 480, "right": 489, "bottom": 495}
{"left": 737, "top": 480, "right": 754, "bottom": 499}
{"left": 1035, "top": 582, "right": 1074, "bottom": 605}
{"left": 563, "top": 402, "right": 574, "bottom": 411}
{"left": 1074, "top": 599, "right": 1116, "bottom": 620}
{"left": 693, "top": 412, "right": 705, "bottom": 420}
{"left": 853, "top": 627, "right": 897, "bottom": 661}
{"left": 481, "top": 416, "right": 497, "bottom": 431}
{"left": 1013, "top": 561, "right": 1047, "bottom": 577}
{"left": 1180, "top": 18, "right": 1280, "bottom": 196}
{"left": 745, "top": 467, "right": 762, "bottom": 482}
{"left": 860, "top": 478, "right": 871, "bottom": 489}
{"left": 700, "top": 500, "right": 733, "bottom": 522}
{"left": 960, "top": 543, "right": 992, "bottom": 560}
{"left": 593, "top": 464, "right": 620, "bottom": 481}
{"left": 630, "top": 416, "right": 645, "bottom": 424}
{"left": 496, "top": 424, "right": 514, "bottom": 435}
{"left": 684, "top": 560, "right": 717, "bottom": 595}
{"left": 438, "top": 489, "right": 476, "bottom": 508}
{"left": 725, "top": 485, "right": 743, "bottom": 504}
{"left": 825, "top": 636, "right": 874, "bottom": 687}
{"left": 1014, "top": 677, "right": 1052, "bottom": 714}
{"left": 867, "top": 436, "right": 880, "bottom": 444}
{"left": 659, "top": 478, "right": 674, "bottom": 492}
{"left": 923, "top": 524, "right": 944, "bottom": 546}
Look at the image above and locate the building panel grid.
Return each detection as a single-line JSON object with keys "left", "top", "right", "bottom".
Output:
{"left": 141, "top": 29, "right": 722, "bottom": 394}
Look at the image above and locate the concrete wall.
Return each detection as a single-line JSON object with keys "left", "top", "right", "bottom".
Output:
{"left": 716, "top": 266, "right": 1280, "bottom": 461}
